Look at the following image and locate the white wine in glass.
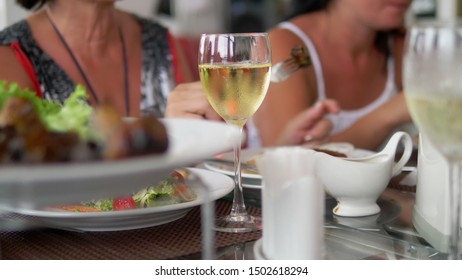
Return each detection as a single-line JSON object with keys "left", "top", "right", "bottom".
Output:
{"left": 199, "top": 33, "right": 271, "bottom": 232}
{"left": 404, "top": 21, "right": 462, "bottom": 259}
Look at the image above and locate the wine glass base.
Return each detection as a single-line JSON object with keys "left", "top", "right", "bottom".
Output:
{"left": 214, "top": 214, "right": 262, "bottom": 233}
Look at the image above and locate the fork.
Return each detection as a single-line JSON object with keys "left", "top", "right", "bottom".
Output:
{"left": 270, "top": 45, "right": 312, "bottom": 83}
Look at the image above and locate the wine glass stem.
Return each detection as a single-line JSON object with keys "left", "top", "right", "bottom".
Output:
{"left": 230, "top": 127, "right": 248, "bottom": 218}
{"left": 448, "top": 161, "right": 462, "bottom": 259}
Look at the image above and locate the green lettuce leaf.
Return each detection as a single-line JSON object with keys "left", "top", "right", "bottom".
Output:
{"left": 0, "top": 81, "right": 93, "bottom": 139}
{"left": 0, "top": 81, "right": 61, "bottom": 119}
{"left": 84, "top": 199, "right": 114, "bottom": 211}
{"left": 43, "top": 85, "right": 93, "bottom": 139}
{"left": 132, "top": 177, "right": 177, "bottom": 208}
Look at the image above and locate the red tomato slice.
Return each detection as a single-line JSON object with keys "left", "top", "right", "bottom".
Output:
{"left": 113, "top": 196, "right": 137, "bottom": 211}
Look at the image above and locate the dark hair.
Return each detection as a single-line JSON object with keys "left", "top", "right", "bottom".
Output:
{"left": 15, "top": 0, "right": 52, "bottom": 10}
{"left": 289, "top": 0, "right": 330, "bottom": 19}
{"left": 231, "top": 13, "right": 265, "bottom": 33}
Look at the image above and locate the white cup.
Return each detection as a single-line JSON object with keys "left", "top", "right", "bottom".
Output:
{"left": 258, "top": 147, "right": 324, "bottom": 259}
{"left": 262, "top": 177, "right": 324, "bottom": 259}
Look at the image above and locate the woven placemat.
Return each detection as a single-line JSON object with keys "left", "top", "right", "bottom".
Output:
{"left": 0, "top": 200, "right": 262, "bottom": 260}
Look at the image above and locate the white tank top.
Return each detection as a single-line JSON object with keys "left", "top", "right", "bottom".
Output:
{"left": 278, "top": 22, "right": 399, "bottom": 135}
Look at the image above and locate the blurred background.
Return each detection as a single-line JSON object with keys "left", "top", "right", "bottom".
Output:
{"left": 0, "top": 0, "right": 308, "bottom": 35}
{"left": 3, "top": 0, "right": 461, "bottom": 35}
{"left": 0, "top": 0, "right": 460, "bottom": 78}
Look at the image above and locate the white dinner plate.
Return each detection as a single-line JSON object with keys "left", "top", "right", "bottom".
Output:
{"left": 12, "top": 168, "right": 233, "bottom": 232}
{"left": 203, "top": 145, "right": 375, "bottom": 184}
{"left": 0, "top": 119, "right": 240, "bottom": 209}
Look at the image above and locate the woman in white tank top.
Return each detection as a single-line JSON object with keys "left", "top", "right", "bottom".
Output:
{"left": 252, "top": 0, "right": 414, "bottom": 150}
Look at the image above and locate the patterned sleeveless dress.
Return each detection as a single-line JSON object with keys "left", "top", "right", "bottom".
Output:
{"left": 0, "top": 16, "right": 178, "bottom": 117}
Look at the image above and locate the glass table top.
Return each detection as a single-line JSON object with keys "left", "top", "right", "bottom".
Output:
{"left": 206, "top": 187, "right": 447, "bottom": 260}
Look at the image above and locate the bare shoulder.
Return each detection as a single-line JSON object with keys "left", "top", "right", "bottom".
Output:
{"left": 268, "top": 22, "right": 306, "bottom": 63}
{"left": 268, "top": 13, "right": 324, "bottom": 61}
{"left": 0, "top": 46, "right": 34, "bottom": 90}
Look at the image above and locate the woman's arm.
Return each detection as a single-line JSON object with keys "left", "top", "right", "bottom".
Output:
{"left": 253, "top": 27, "right": 318, "bottom": 147}
{"left": 0, "top": 46, "right": 34, "bottom": 90}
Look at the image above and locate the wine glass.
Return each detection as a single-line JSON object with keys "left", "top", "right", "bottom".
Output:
{"left": 198, "top": 33, "right": 271, "bottom": 232}
{"left": 403, "top": 20, "right": 462, "bottom": 259}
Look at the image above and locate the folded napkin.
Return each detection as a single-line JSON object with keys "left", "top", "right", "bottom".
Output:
{"left": 257, "top": 147, "right": 324, "bottom": 260}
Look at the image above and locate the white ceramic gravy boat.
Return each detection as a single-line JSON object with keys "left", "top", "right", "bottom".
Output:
{"left": 315, "top": 132, "right": 413, "bottom": 217}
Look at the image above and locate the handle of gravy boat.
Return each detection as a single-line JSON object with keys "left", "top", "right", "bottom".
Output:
{"left": 382, "top": 131, "right": 413, "bottom": 176}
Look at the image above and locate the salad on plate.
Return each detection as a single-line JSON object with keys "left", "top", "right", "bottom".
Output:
{"left": 50, "top": 169, "right": 196, "bottom": 212}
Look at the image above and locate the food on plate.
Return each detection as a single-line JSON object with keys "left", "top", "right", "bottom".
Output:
{"left": 0, "top": 82, "right": 92, "bottom": 138}
{"left": 92, "top": 105, "right": 168, "bottom": 160}
{"left": 132, "top": 169, "right": 196, "bottom": 208}
{"left": 112, "top": 196, "right": 137, "bottom": 211}
{"left": 52, "top": 205, "right": 103, "bottom": 213}
{"left": 50, "top": 169, "right": 196, "bottom": 212}
{"left": 0, "top": 96, "right": 98, "bottom": 163}
{"left": 0, "top": 82, "right": 169, "bottom": 164}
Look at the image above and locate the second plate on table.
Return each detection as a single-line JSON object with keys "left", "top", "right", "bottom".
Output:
{"left": 11, "top": 168, "right": 233, "bottom": 232}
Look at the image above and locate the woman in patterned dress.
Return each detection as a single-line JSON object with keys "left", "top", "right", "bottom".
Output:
{"left": 0, "top": 0, "right": 194, "bottom": 117}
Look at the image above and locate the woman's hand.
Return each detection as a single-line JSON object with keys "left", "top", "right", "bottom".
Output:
{"left": 165, "top": 81, "right": 222, "bottom": 121}
{"left": 276, "top": 99, "right": 340, "bottom": 146}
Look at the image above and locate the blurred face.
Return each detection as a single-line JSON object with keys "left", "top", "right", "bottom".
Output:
{"left": 336, "top": 0, "right": 413, "bottom": 30}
